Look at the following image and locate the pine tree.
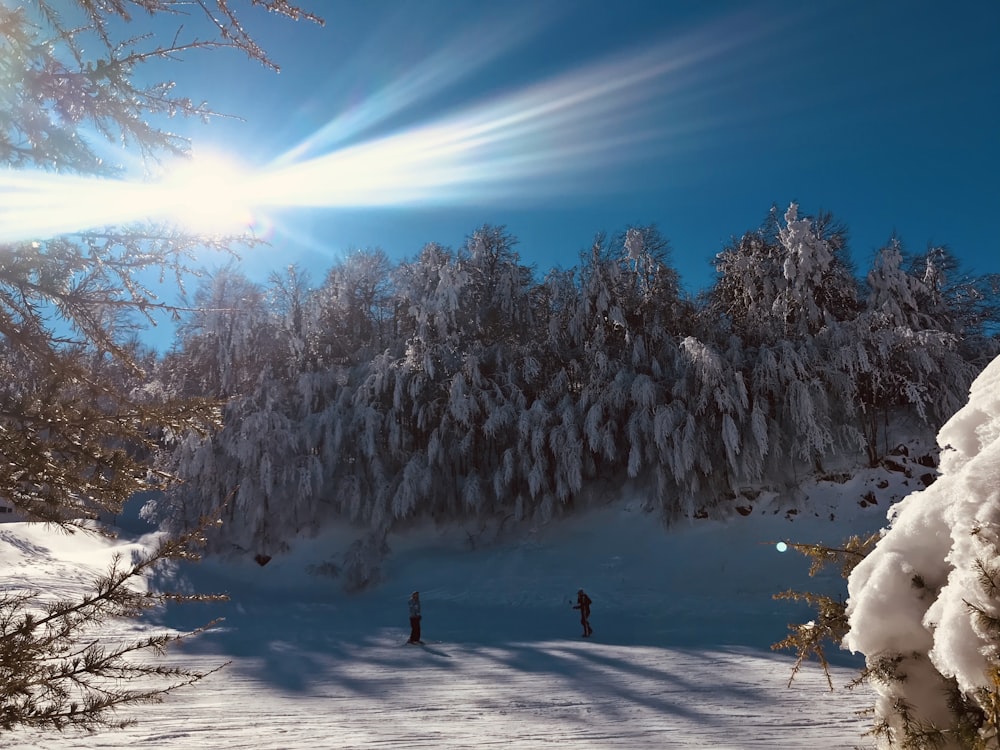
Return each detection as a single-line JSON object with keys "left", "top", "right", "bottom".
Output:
{"left": 0, "top": 0, "right": 319, "bottom": 733}
{"left": 840, "top": 238, "right": 984, "bottom": 465}
{"left": 779, "top": 354, "right": 1000, "bottom": 749}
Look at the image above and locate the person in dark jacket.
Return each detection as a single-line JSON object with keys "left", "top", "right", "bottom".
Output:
{"left": 407, "top": 591, "right": 422, "bottom": 644}
{"left": 573, "top": 589, "right": 593, "bottom": 637}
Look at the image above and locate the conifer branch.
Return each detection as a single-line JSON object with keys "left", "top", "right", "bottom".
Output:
{"left": 771, "top": 534, "right": 879, "bottom": 690}
{"left": 0, "top": 518, "right": 229, "bottom": 733}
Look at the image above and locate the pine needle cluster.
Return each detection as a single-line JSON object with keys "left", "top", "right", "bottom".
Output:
{"left": 0, "top": 521, "right": 228, "bottom": 733}
{"left": 772, "top": 533, "right": 879, "bottom": 690}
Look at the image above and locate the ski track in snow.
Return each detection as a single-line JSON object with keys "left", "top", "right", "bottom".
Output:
{"left": 4, "top": 632, "right": 871, "bottom": 749}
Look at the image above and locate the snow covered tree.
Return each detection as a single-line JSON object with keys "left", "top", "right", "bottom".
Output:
{"left": 394, "top": 241, "right": 467, "bottom": 381}
{"left": 167, "top": 266, "right": 276, "bottom": 397}
{"left": 705, "top": 204, "right": 859, "bottom": 481}
{"left": 844, "top": 354, "right": 1000, "bottom": 749}
{"left": 773, "top": 204, "right": 858, "bottom": 338}
{"left": 308, "top": 249, "right": 395, "bottom": 367}
{"left": 775, "top": 355, "right": 1000, "bottom": 749}
{"left": 708, "top": 204, "right": 858, "bottom": 344}
{"left": 376, "top": 228, "right": 553, "bottom": 523}
{"left": 558, "top": 228, "right": 686, "bottom": 485}
{"left": 833, "top": 238, "right": 984, "bottom": 465}
{"left": 909, "top": 245, "right": 1000, "bottom": 359}
{"left": 0, "top": 0, "right": 318, "bottom": 732}
{"left": 458, "top": 225, "right": 536, "bottom": 347}
{"left": 267, "top": 264, "right": 312, "bottom": 374}
{"left": 707, "top": 227, "right": 786, "bottom": 345}
{"left": 651, "top": 336, "right": 759, "bottom": 518}
{"left": 155, "top": 267, "right": 332, "bottom": 555}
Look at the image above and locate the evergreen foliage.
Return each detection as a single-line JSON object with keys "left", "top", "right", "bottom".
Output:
{"left": 0, "top": 523, "right": 228, "bottom": 733}
{"left": 0, "top": 0, "right": 317, "bottom": 734}
{"left": 771, "top": 534, "right": 878, "bottom": 690}
{"left": 775, "top": 528, "right": 1000, "bottom": 749}
{"left": 778, "top": 354, "right": 1000, "bottom": 749}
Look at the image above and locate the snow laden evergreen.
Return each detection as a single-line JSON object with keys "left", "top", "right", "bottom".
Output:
{"left": 706, "top": 204, "right": 860, "bottom": 478}
{"left": 149, "top": 206, "right": 999, "bottom": 586}
{"left": 844, "top": 353, "right": 1000, "bottom": 749}
{"left": 843, "top": 239, "right": 979, "bottom": 464}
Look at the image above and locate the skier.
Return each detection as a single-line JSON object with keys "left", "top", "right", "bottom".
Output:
{"left": 407, "top": 591, "right": 423, "bottom": 644}
{"left": 573, "top": 589, "right": 593, "bottom": 637}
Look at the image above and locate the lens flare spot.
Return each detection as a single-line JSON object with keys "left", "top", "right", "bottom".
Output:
{"left": 776, "top": 541, "right": 788, "bottom": 553}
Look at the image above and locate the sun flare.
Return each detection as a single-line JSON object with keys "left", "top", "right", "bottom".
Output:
{"left": 0, "top": 19, "right": 744, "bottom": 245}
{"left": 154, "top": 151, "right": 259, "bottom": 235}
{"left": 0, "top": 152, "right": 264, "bottom": 242}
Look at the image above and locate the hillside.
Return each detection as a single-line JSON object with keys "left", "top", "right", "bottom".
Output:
{"left": 0, "top": 443, "right": 937, "bottom": 749}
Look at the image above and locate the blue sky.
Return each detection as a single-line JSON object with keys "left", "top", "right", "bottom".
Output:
{"left": 164, "top": 0, "right": 999, "bottom": 295}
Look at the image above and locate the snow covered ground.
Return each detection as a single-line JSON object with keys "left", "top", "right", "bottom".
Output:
{"left": 2, "top": 459, "right": 930, "bottom": 749}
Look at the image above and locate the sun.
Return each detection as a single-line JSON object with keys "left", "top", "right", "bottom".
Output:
{"left": 154, "top": 150, "right": 261, "bottom": 235}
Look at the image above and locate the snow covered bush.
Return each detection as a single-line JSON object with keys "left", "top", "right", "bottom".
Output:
{"left": 844, "top": 353, "right": 1000, "bottom": 748}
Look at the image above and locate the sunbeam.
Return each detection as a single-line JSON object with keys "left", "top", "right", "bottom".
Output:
{"left": 0, "top": 152, "right": 263, "bottom": 242}
{"left": 0, "top": 16, "right": 754, "bottom": 244}
{"left": 264, "top": 45, "right": 699, "bottom": 207}
{"left": 272, "top": 6, "right": 556, "bottom": 166}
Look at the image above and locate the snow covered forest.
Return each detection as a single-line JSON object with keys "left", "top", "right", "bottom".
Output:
{"left": 9, "top": 1, "right": 1000, "bottom": 746}
{"left": 144, "top": 205, "right": 1000, "bottom": 580}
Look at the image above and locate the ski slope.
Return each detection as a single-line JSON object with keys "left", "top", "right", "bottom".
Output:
{"left": 1, "top": 461, "right": 920, "bottom": 749}
{"left": 3, "top": 639, "right": 868, "bottom": 749}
